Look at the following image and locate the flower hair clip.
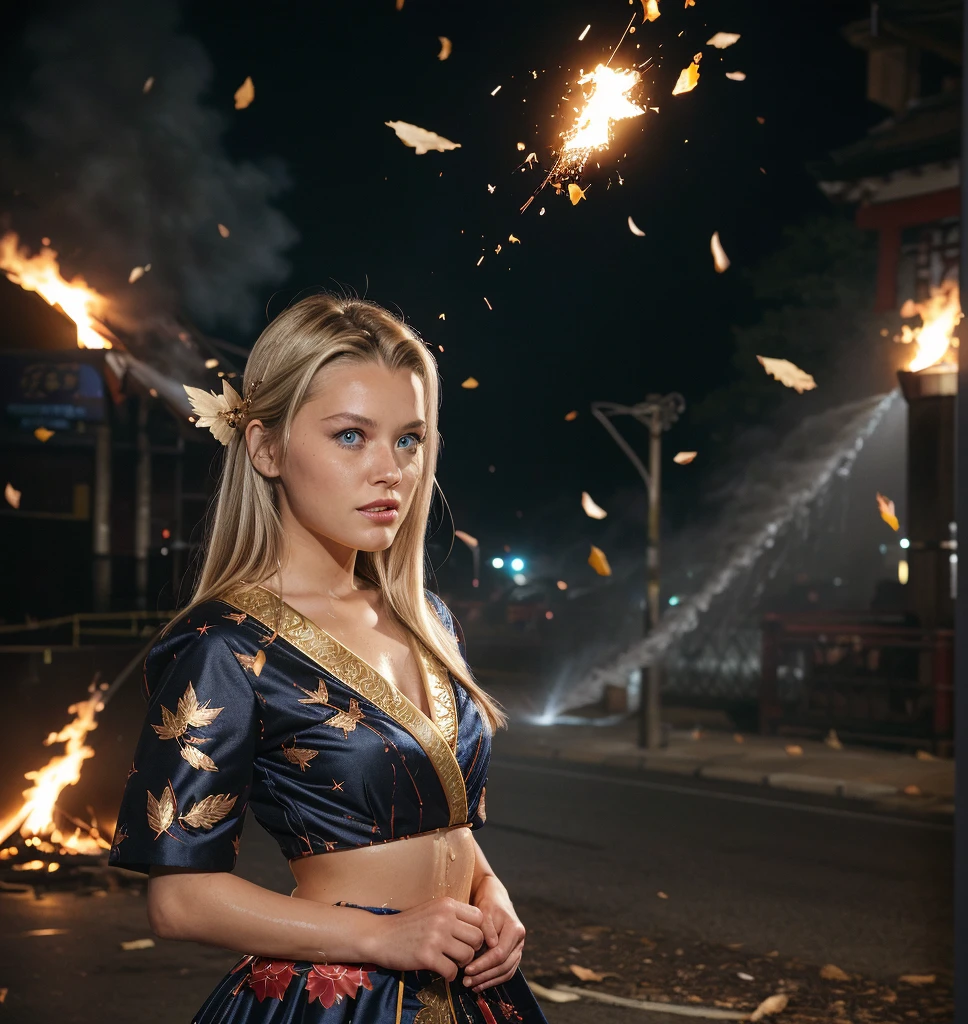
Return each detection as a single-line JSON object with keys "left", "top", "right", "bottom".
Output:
{"left": 183, "top": 378, "right": 263, "bottom": 445}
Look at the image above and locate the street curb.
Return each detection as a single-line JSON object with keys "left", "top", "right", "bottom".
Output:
{"left": 495, "top": 741, "right": 952, "bottom": 813}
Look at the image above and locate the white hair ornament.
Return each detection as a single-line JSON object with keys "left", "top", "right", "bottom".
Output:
{"left": 183, "top": 378, "right": 262, "bottom": 445}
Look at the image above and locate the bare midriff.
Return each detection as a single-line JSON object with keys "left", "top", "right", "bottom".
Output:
{"left": 288, "top": 824, "right": 477, "bottom": 910}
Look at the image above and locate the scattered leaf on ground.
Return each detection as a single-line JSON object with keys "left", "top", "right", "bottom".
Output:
{"left": 437, "top": 36, "right": 451, "bottom": 60}
{"left": 234, "top": 76, "right": 255, "bottom": 110}
{"left": 120, "top": 938, "right": 156, "bottom": 951}
{"left": 821, "top": 964, "right": 851, "bottom": 981}
{"left": 569, "top": 964, "right": 607, "bottom": 982}
{"left": 581, "top": 491, "right": 607, "bottom": 519}
{"left": 5, "top": 483, "right": 21, "bottom": 508}
{"left": 916, "top": 749, "right": 938, "bottom": 761}
{"left": 757, "top": 356, "right": 818, "bottom": 393}
{"left": 710, "top": 231, "right": 730, "bottom": 272}
{"left": 384, "top": 120, "right": 461, "bottom": 154}
{"left": 785, "top": 744, "right": 804, "bottom": 756}
{"left": 876, "top": 492, "right": 900, "bottom": 531}
{"left": 588, "top": 545, "right": 611, "bottom": 576}
{"left": 899, "top": 974, "right": 936, "bottom": 986}
{"left": 824, "top": 729, "right": 843, "bottom": 750}
{"left": 628, "top": 215, "right": 646, "bottom": 236}
{"left": 750, "top": 993, "right": 789, "bottom": 1020}
{"left": 903, "top": 784, "right": 922, "bottom": 796}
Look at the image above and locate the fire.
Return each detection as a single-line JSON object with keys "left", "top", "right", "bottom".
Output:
{"left": 897, "top": 280, "right": 961, "bottom": 372}
{"left": 0, "top": 685, "right": 111, "bottom": 858}
{"left": 0, "top": 232, "right": 112, "bottom": 349}
{"left": 560, "top": 64, "right": 645, "bottom": 166}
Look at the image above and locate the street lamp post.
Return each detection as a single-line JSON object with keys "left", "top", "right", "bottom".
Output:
{"left": 591, "top": 392, "right": 685, "bottom": 749}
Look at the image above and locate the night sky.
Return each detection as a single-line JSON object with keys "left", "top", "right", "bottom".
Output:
{"left": 1, "top": 0, "right": 886, "bottom": 594}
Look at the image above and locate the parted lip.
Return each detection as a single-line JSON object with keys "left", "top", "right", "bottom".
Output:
{"left": 357, "top": 499, "right": 400, "bottom": 511}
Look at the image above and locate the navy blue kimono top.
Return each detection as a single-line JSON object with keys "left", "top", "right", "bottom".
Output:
{"left": 108, "top": 585, "right": 489, "bottom": 875}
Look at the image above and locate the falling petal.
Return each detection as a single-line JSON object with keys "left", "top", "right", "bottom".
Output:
{"left": 568, "top": 183, "right": 588, "bottom": 205}
{"left": 581, "top": 491, "right": 608, "bottom": 519}
{"left": 641, "top": 0, "right": 660, "bottom": 21}
{"left": 564, "top": 410, "right": 578, "bottom": 421}
{"left": 627, "top": 215, "right": 645, "bottom": 236}
{"left": 437, "top": 36, "right": 452, "bottom": 60}
{"left": 128, "top": 266, "right": 145, "bottom": 284}
{"left": 218, "top": 223, "right": 230, "bottom": 238}
{"left": 876, "top": 492, "right": 900, "bottom": 531}
{"left": 234, "top": 76, "right": 255, "bottom": 110}
{"left": 204, "top": 358, "right": 220, "bottom": 369}
{"left": 34, "top": 427, "right": 54, "bottom": 443}
{"left": 384, "top": 120, "right": 461, "bottom": 154}
{"left": 710, "top": 231, "right": 730, "bottom": 272}
{"left": 438, "top": 313, "right": 446, "bottom": 320}
{"left": 672, "top": 54, "right": 701, "bottom": 95}
{"left": 706, "top": 31, "right": 740, "bottom": 48}
{"left": 461, "top": 377, "right": 479, "bottom": 389}
{"left": 508, "top": 233, "right": 521, "bottom": 243}
{"left": 588, "top": 545, "right": 611, "bottom": 576}
{"left": 673, "top": 451, "right": 697, "bottom": 465}
{"left": 725, "top": 70, "right": 747, "bottom": 81}
{"left": 757, "top": 356, "right": 817, "bottom": 393}
{"left": 5, "top": 482, "right": 21, "bottom": 508}
{"left": 142, "top": 77, "right": 155, "bottom": 93}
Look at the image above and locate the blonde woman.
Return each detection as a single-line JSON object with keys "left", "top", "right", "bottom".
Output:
{"left": 109, "top": 295, "right": 549, "bottom": 1023}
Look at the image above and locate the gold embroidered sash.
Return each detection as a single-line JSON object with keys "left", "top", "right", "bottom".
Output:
{"left": 222, "top": 585, "right": 468, "bottom": 825}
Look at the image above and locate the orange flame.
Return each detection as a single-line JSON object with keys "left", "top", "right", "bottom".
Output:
{"left": 897, "top": 281, "right": 961, "bottom": 372}
{"left": 560, "top": 64, "right": 644, "bottom": 163}
{"left": 0, "top": 232, "right": 112, "bottom": 349}
{"left": 0, "top": 687, "right": 110, "bottom": 856}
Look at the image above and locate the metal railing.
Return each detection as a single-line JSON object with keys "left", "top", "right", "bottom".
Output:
{"left": 0, "top": 610, "right": 174, "bottom": 652}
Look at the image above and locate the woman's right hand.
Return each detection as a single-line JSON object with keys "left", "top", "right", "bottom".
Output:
{"left": 369, "top": 897, "right": 485, "bottom": 981}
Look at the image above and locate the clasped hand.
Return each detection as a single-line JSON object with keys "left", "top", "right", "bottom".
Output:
{"left": 460, "top": 875, "right": 526, "bottom": 993}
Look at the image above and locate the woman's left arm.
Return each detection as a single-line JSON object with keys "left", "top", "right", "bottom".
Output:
{"left": 461, "top": 837, "right": 527, "bottom": 992}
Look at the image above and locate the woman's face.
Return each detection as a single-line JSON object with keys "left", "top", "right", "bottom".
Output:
{"left": 252, "top": 359, "right": 428, "bottom": 553}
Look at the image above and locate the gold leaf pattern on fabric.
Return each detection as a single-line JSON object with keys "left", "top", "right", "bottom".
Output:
{"left": 415, "top": 978, "right": 453, "bottom": 1023}
{"left": 297, "top": 679, "right": 330, "bottom": 705}
{"left": 477, "top": 786, "right": 486, "bottom": 823}
{"left": 323, "top": 698, "right": 365, "bottom": 739}
{"left": 232, "top": 834, "right": 241, "bottom": 857}
{"left": 234, "top": 649, "right": 266, "bottom": 676}
{"left": 152, "top": 704, "right": 184, "bottom": 741}
{"left": 177, "top": 681, "right": 225, "bottom": 729}
{"left": 147, "top": 782, "right": 176, "bottom": 839}
{"left": 180, "top": 744, "right": 218, "bottom": 771}
{"left": 283, "top": 739, "right": 319, "bottom": 771}
{"left": 183, "top": 735, "right": 211, "bottom": 745}
{"left": 223, "top": 585, "right": 469, "bottom": 826}
{"left": 179, "top": 793, "right": 238, "bottom": 830}
{"left": 222, "top": 611, "right": 247, "bottom": 624}
{"left": 417, "top": 646, "right": 458, "bottom": 750}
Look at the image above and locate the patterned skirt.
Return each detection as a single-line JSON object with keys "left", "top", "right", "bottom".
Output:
{"left": 192, "top": 904, "right": 550, "bottom": 1023}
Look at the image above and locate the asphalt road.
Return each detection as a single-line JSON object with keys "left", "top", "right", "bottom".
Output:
{"left": 0, "top": 744, "right": 951, "bottom": 1022}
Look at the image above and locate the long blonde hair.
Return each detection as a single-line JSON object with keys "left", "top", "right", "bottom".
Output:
{"left": 186, "top": 294, "right": 506, "bottom": 733}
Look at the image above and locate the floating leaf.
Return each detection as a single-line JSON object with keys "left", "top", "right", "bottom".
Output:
{"left": 657, "top": 891, "right": 669, "bottom": 899}
{"left": 750, "top": 993, "right": 789, "bottom": 1021}
{"left": 509, "top": 233, "right": 521, "bottom": 243}
{"left": 820, "top": 964, "right": 850, "bottom": 981}
{"left": 437, "top": 36, "right": 452, "bottom": 60}
{"left": 283, "top": 741, "right": 318, "bottom": 772}
{"left": 641, "top": 0, "right": 660, "bottom": 21}
{"left": 757, "top": 356, "right": 817, "bottom": 393}
{"left": 588, "top": 545, "right": 611, "bottom": 576}
{"left": 204, "top": 358, "right": 220, "bottom": 369}
{"left": 128, "top": 266, "right": 147, "bottom": 283}
{"left": 672, "top": 54, "right": 701, "bottom": 95}
{"left": 711, "top": 231, "right": 730, "bottom": 272}
{"left": 218, "top": 223, "right": 231, "bottom": 238}
{"left": 34, "top": 427, "right": 54, "bottom": 443}
{"left": 297, "top": 679, "right": 330, "bottom": 705}
{"left": 725, "top": 71, "right": 747, "bottom": 81}
{"left": 673, "top": 451, "right": 697, "bottom": 465}
{"left": 568, "top": 183, "right": 588, "bottom": 205}
{"left": 4, "top": 483, "right": 21, "bottom": 508}
{"left": 454, "top": 530, "right": 479, "bottom": 548}
{"left": 706, "top": 31, "right": 741, "bottom": 48}
{"left": 384, "top": 120, "right": 461, "bottom": 154}
{"left": 120, "top": 938, "right": 155, "bottom": 951}
{"left": 461, "top": 377, "right": 479, "bottom": 388}
{"left": 142, "top": 77, "right": 155, "bottom": 94}
{"left": 627, "top": 216, "right": 646, "bottom": 236}
{"left": 180, "top": 744, "right": 218, "bottom": 772}
{"left": 234, "top": 76, "right": 255, "bottom": 110}
{"left": 179, "top": 793, "right": 238, "bottom": 830}
{"left": 581, "top": 491, "right": 607, "bottom": 520}
{"left": 876, "top": 492, "right": 900, "bottom": 531}
{"left": 146, "top": 783, "right": 176, "bottom": 839}
{"left": 564, "top": 410, "right": 578, "bottom": 421}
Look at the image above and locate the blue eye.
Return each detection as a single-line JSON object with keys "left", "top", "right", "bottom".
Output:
{"left": 332, "top": 430, "right": 426, "bottom": 451}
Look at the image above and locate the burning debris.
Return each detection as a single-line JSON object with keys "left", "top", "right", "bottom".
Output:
{"left": 896, "top": 281, "right": 961, "bottom": 372}
{"left": 0, "top": 682, "right": 113, "bottom": 880}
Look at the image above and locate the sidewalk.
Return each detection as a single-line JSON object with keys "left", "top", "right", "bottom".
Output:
{"left": 492, "top": 707, "right": 955, "bottom": 816}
